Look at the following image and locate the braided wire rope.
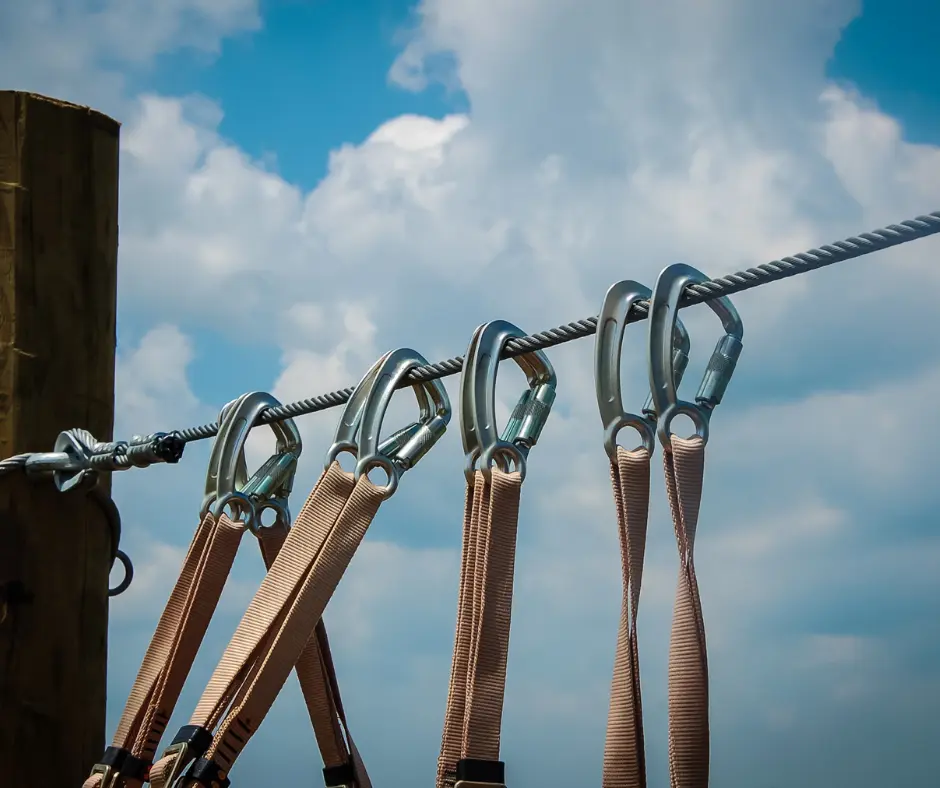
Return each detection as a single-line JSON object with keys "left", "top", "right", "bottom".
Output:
{"left": 2, "top": 210, "right": 939, "bottom": 474}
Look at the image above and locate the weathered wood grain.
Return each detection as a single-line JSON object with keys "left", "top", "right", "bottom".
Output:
{"left": 0, "top": 91, "right": 119, "bottom": 787}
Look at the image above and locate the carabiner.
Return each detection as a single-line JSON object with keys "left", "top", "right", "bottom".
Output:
{"left": 595, "top": 280, "right": 690, "bottom": 456}
{"left": 647, "top": 263, "right": 744, "bottom": 448}
{"left": 201, "top": 393, "right": 252, "bottom": 517}
{"left": 459, "top": 323, "right": 544, "bottom": 479}
{"left": 206, "top": 391, "right": 303, "bottom": 534}
{"left": 354, "top": 348, "right": 452, "bottom": 498}
{"left": 324, "top": 351, "right": 444, "bottom": 474}
{"left": 464, "top": 319, "right": 556, "bottom": 483}
{"left": 325, "top": 351, "right": 394, "bottom": 470}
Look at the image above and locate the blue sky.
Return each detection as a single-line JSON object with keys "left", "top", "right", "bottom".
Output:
{"left": 146, "top": 0, "right": 467, "bottom": 190}
{"left": 3, "top": 1, "right": 940, "bottom": 787}
{"left": 118, "top": 0, "right": 940, "bottom": 410}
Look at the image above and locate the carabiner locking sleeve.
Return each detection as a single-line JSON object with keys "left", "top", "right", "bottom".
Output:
{"left": 647, "top": 263, "right": 743, "bottom": 448}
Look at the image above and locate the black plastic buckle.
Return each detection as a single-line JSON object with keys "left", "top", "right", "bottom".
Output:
{"left": 323, "top": 759, "right": 356, "bottom": 788}
{"left": 160, "top": 725, "right": 215, "bottom": 787}
{"left": 185, "top": 756, "right": 232, "bottom": 788}
{"left": 454, "top": 758, "right": 507, "bottom": 788}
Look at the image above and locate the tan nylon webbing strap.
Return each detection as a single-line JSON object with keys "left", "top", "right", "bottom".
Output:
{"left": 437, "top": 481, "right": 478, "bottom": 787}
{"left": 602, "top": 446, "right": 651, "bottom": 788}
{"left": 106, "top": 513, "right": 218, "bottom": 751}
{"left": 148, "top": 462, "right": 352, "bottom": 788}
{"left": 131, "top": 516, "right": 247, "bottom": 762}
{"left": 203, "top": 476, "right": 384, "bottom": 775}
{"left": 83, "top": 512, "right": 248, "bottom": 788}
{"left": 309, "top": 620, "right": 371, "bottom": 783}
{"left": 257, "top": 528, "right": 366, "bottom": 778}
{"left": 150, "top": 466, "right": 384, "bottom": 787}
{"left": 663, "top": 436, "right": 709, "bottom": 788}
{"left": 438, "top": 466, "right": 522, "bottom": 786}
{"left": 87, "top": 471, "right": 364, "bottom": 787}
{"left": 462, "top": 468, "right": 521, "bottom": 760}
{"left": 191, "top": 463, "right": 353, "bottom": 731}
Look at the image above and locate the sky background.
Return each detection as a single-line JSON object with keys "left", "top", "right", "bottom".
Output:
{"left": 3, "top": 1, "right": 940, "bottom": 786}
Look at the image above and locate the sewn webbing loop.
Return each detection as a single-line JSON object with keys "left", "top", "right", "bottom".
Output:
{"left": 647, "top": 263, "right": 742, "bottom": 788}
{"left": 602, "top": 447, "right": 651, "bottom": 788}
{"left": 663, "top": 437, "right": 709, "bottom": 788}
{"left": 438, "top": 467, "right": 522, "bottom": 788}
{"left": 438, "top": 320, "right": 555, "bottom": 788}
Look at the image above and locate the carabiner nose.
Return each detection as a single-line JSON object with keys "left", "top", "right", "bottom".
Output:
{"left": 595, "top": 279, "right": 690, "bottom": 456}
{"left": 353, "top": 348, "right": 452, "bottom": 498}
{"left": 202, "top": 393, "right": 252, "bottom": 517}
{"left": 462, "top": 319, "right": 556, "bottom": 483}
{"left": 325, "top": 351, "right": 395, "bottom": 471}
{"left": 647, "top": 263, "right": 744, "bottom": 448}
{"left": 206, "top": 391, "right": 303, "bottom": 533}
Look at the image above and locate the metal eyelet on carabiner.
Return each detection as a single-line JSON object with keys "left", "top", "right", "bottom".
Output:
{"left": 594, "top": 279, "right": 691, "bottom": 457}
{"left": 462, "top": 319, "right": 557, "bottom": 483}
{"left": 647, "top": 263, "right": 744, "bottom": 449}
{"left": 203, "top": 391, "right": 303, "bottom": 535}
{"left": 353, "top": 348, "right": 452, "bottom": 499}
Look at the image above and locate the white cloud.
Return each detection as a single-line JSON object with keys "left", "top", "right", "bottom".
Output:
{"left": 0, "top": 0, "right": 260, "bottom": 115}
{"left": 114, "top": 324, "right": 208, "bottom": 437}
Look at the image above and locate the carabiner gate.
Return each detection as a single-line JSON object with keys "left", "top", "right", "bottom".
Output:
{"left": 204, "top": 391, "right": 303, "bottom": 533}
{"left": 463, "top": 319, "right": 557, "bottom": 483}
{"left": 647, "top": 263, "right": 744, "bottom": 448}
{"left": 353, "top": 348, "right": 452, "bottom": 498}
{"left": 595, "top": 279, "right": 690, "bottom": 456}
{"left": 325, "top": 351, "right": 449, "bottom": 480}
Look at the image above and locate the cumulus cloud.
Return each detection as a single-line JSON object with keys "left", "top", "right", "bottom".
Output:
{"left": 0, "top": 0, "right": 260, "bottom": 116}
{"left": 5, "top": 0, "right": 940, "bottom": 786}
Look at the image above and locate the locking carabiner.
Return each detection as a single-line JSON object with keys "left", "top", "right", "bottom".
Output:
{"left": 201, "top": 393, "right": 252, "bottom": 517}
{"left": 324, "top": 351, "right": 436, "bottom": 473}
{"left": 354, "top": 347, "right": 451, "bottom": 498}
{"left": 647, "top": 263, "right": 743, "bottom": 448}
{"left": 595, "top": 279, "right": 690, "bottom": 456}
{"left": 463, "top": 319, "right": 556, "bottom": 483}
{"left": 205, "top": 391, "right": 303, "bottom": 534}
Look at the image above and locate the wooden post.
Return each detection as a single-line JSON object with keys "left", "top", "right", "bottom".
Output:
{"left": 0, "top": 92, "right": 120, "bottom": 787}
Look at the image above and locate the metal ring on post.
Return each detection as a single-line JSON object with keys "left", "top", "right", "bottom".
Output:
{"left": 109, "top": 550, "right": 134, "bottom": 597}
{"left": 647, "top": 262, "right": 744, "bottom": 449}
